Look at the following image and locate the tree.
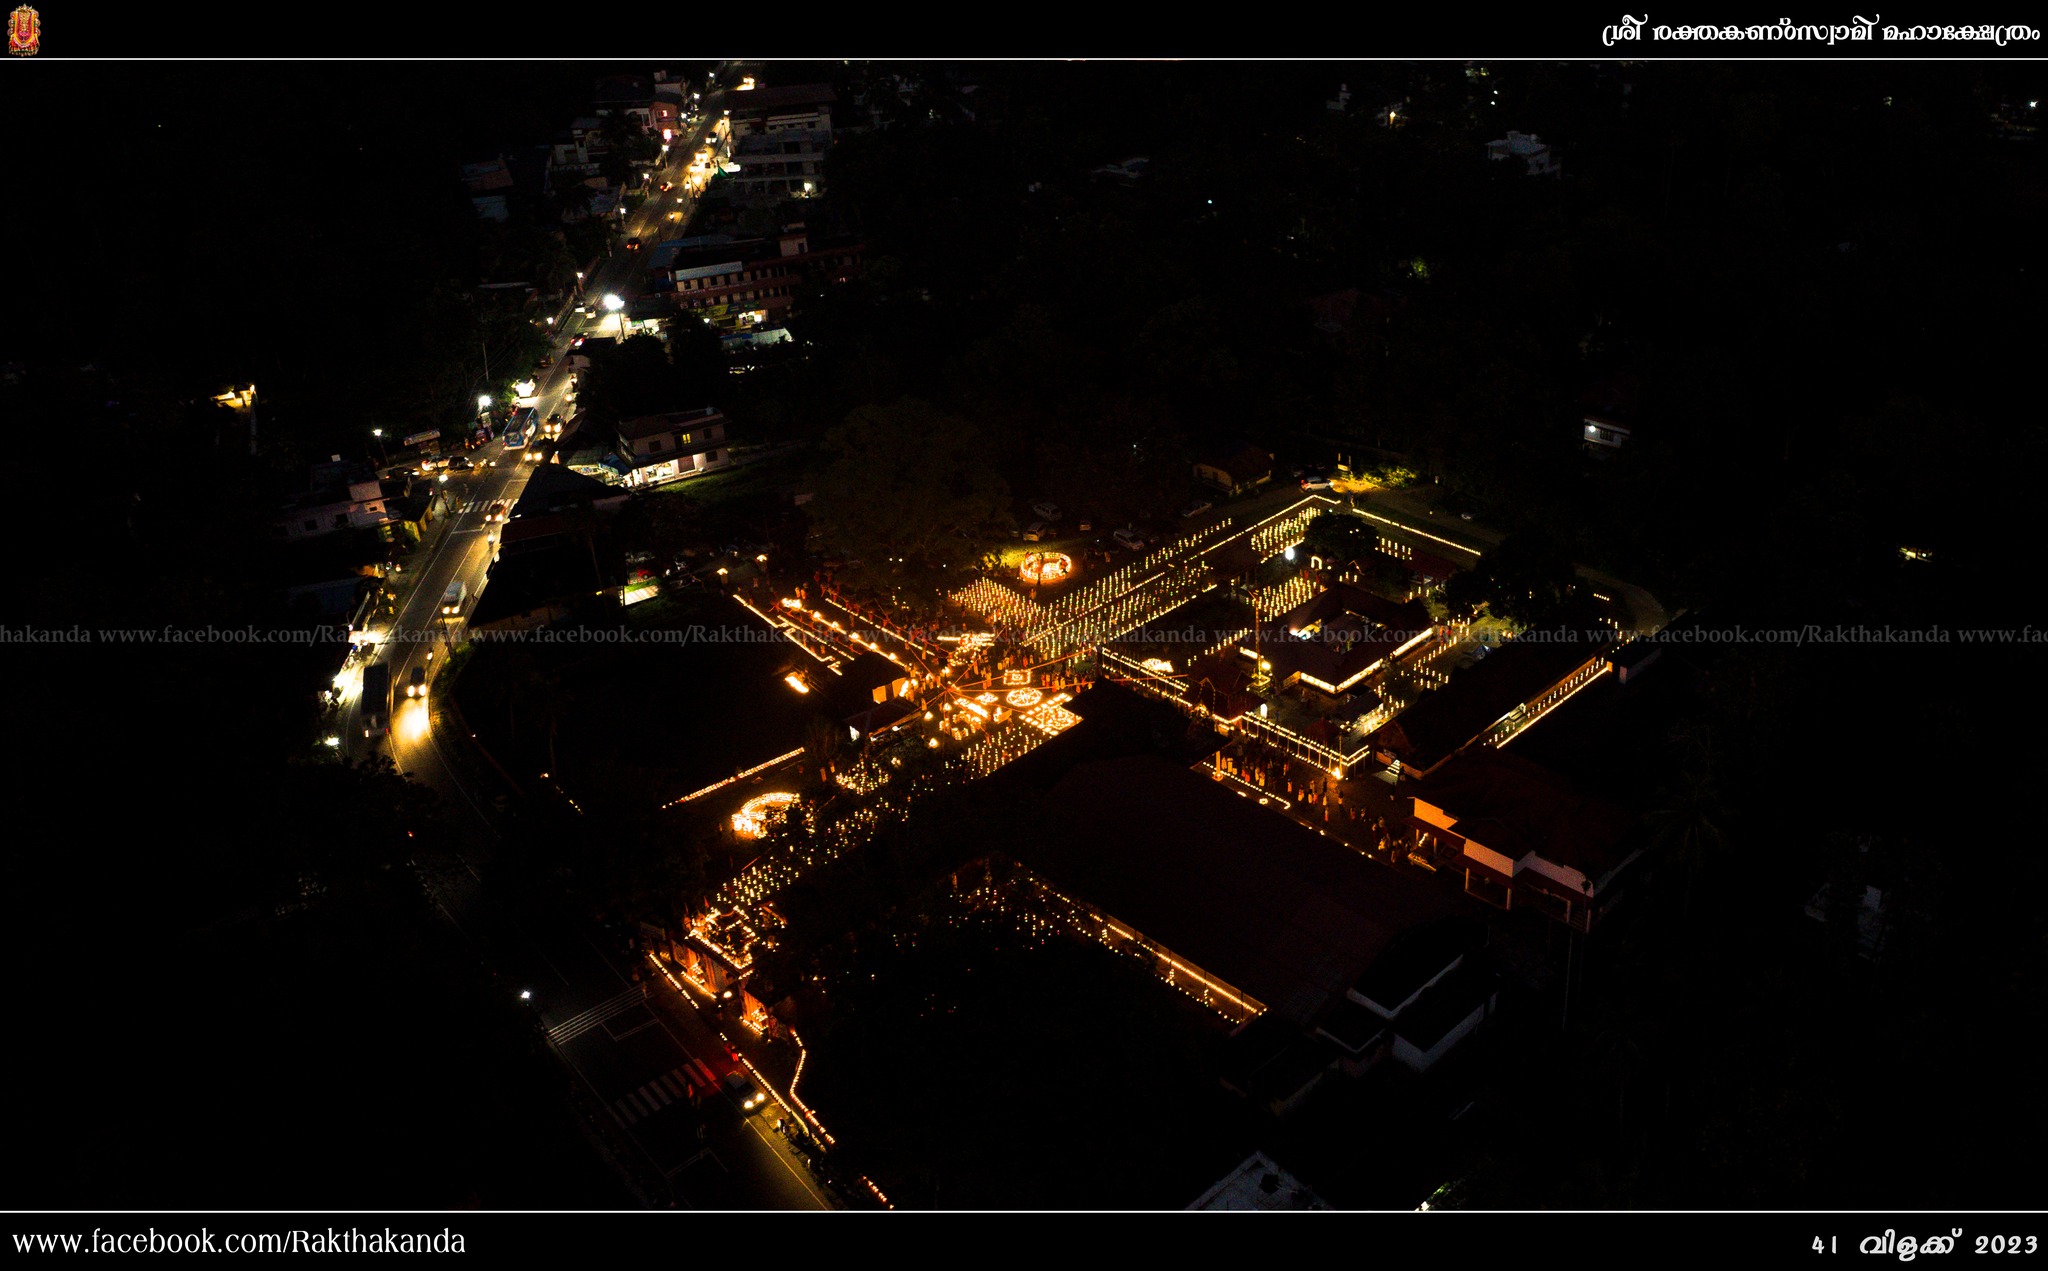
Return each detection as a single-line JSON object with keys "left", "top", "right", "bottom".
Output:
{"left": 547, "top": 178, "right": 599, "bottom": 225}
{"left": 577, "top": 335, "right": 681, "bottom": 425}
{"left": 1647, "top": 766, "right": 1733, "bottom": 916}
{"left": 807, "top": 398, "right": 1012, "bottom": 571}
{"left": 1299, "top": 510, "right": 1376, "bottom": 569}
{"left": 1439, "top": 566, "right": 1490, "bottom": 623}
{"left": 1463, "top": 531, "right": 1579, "bottom": 627}
{"left": 803, "top": 715, "right": 847, "bottom": 785}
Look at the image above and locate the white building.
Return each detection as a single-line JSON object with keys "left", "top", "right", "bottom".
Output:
{"left": 617, "top": 408, "right": 733, "bottom": 488}
{"left": 1186, "top": 1153, "right": 1329, "bottom": 1211}
{"left": 1583, "top": 415, "right": 1631, "bottom": 452}
{"left": 274, "top": 477, "right": 405, "bottom": 541}
{"left": 1486, "top": 130, "right": 1561, "bottom": 177}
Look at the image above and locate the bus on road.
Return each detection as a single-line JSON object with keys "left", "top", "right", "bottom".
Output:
{"left": 360, "top": 662, "right": 391, "bottom": 738}
{"left": 504, "top": 406, "right": 539, "bottom": 452}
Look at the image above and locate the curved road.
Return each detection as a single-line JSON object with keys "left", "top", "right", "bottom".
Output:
{"left": 323, "top": 123, "right": 837, "bottom": 1207}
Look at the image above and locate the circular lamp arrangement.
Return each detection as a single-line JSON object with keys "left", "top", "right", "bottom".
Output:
{"left": 731, "top": 792, "right": 800, "bottom": 840}
{"left": 1019, "top": 552, "right": 1074, "bottom": 586}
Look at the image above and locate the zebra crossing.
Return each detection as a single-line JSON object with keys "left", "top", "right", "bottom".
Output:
{"left": 611, "top": 1063, "right": 715, "bottom": 1126}
{"left": 545, "top": 983, "right": 650, "bottom": 1047}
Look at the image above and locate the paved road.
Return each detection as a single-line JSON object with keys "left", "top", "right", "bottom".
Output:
{"left": 323, "top": 154, "right": 841, "bottom": 1206}
{"left": 396, "top": 787, "right": 835, "bottom": 1210}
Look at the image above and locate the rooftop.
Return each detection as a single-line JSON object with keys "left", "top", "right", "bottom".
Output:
{"left": 1014, "top": 749, "right": 1459, "bottom": 1026}
{"left": 1268, "top": 584, "right": 1434, "bottom": 694}
{"left": 513, "top": 461, "right": 629, "bottom": 515}
{"left": 1417, "top": 747, "right": 1641, "bottom": 880}
{"left": 1312, "top": 997, "right": 1387, "bottom": 1055}
{"left": 1391, "top": 960, "right": 1498, "bottom": 1053}
{"left": 726, "top": 83, "right": 838, "bottom": 114}
{"left": 469, "top": 543, "right": 606, "bottom": 628}
{"left": 1378, "top": 627, "right": 1614, "bottom": 772}
{"left": 618, "top": 408, "right": 725, "bottom": 444}
{"left": 1351, "top": 914, "right": 1486, "bottom": 1017}
{"left": 1186, "top": 1152, "right": 1330, "bottom": 1211}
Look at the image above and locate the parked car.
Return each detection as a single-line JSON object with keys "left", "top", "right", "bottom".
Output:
{"left": 405, "top": 665, "right": 427, "bottom": 699}
{"left": 1442, "top": 492, "right": 1481, "bottom": 520}
{"left": 1075, "top": 516, "right": 1093, "bottom": 532}
{"left": 1113, "top": 528, "right": 1146, "bottom": 552}
{"left": 1022, "top": 522, "right": 1049, "bottom": 542}
{"left": 1180, "top": 498, "right": 1214, "bottom": 518}
{"left": 1030, "top": 501, "right": 1061, "bottom": 522}
{"left": 536, "top": 354, "right": 553, "bottom": 369}
{"left": 1301, "top": 474, "right": 1335, "bottom": 491}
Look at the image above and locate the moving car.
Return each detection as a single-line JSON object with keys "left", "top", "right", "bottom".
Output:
{"left": 625, "top": 238, "right": 642, "bottom": 251}
{"left": 447, "top": 456, "right": 473, "bottom": 471}
{"left": 485, "top": 502, "right": 506, "bottom": 523}
{"left": 405, "top": 665, "right": 427, "bottom": 699}
{"left": 723, "top": 1071, "right": 768, "bottom": 1114}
